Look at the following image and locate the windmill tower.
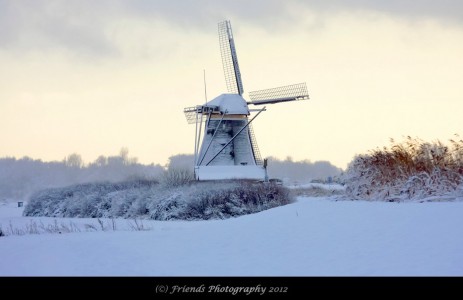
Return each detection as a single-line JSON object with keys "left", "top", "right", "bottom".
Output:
{"left": 184, "top": 20, "right": 309, "bottom": 180}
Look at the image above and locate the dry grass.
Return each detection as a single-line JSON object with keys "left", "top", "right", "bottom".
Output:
{"left": 0, "top": 217, "right": 151, "bottom": 237}
{"left": 345, "top": 135, "right": 463, "bottom": 200}
{"left": 290, "top": 187, "right": 344, "bottom": 197}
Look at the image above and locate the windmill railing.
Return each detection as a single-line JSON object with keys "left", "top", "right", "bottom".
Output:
{"left": 184, "top": 105, "right": 220, "bottom": 124}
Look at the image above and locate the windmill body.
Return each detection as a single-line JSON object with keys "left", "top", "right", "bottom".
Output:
{"left": 194, "top": 93, "right": 264, "bottom": 180}
{"left": 184, "top": 21, "right": 309, "bottom": 181}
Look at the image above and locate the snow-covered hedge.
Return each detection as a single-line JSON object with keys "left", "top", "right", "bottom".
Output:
{"left": 344, "top": 137, "right": 463, "bottom": 201}
{"left": 24, "top": 180, "right": 293, "bottom": 220}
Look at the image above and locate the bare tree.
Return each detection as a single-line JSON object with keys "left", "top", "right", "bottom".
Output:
{"left": 64, "top": 153, "right": 83, "bottom": 168}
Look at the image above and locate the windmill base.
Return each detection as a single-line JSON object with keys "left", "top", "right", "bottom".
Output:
{"left": 195, "top": 165, "right": 266, "bottom": 181}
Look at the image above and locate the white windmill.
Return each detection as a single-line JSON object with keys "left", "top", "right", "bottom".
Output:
{"left": 184, "top": 20, "right": 309, "bottom": 181}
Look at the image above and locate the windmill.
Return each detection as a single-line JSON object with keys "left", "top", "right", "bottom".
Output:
{"left": 184, "top": 20, "right": 309, "bottom": 180}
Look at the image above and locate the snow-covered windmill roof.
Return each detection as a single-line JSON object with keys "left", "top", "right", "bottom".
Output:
{"left": 206, "top": 94, "right": 249, "bottom": 115}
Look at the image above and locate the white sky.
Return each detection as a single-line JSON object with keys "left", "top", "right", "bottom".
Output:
{"left": 1, "top": 0, "right": 462, "bottom": 169}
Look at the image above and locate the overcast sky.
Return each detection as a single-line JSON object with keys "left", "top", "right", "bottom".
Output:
{"left": 1, "top": 0, "right": 462, "bottom": 169}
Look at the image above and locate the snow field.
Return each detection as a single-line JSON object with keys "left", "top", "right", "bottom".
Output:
{"left": 1, "top": 197, "right": 462, "bottom": 276}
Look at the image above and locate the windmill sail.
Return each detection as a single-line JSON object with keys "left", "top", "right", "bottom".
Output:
{"left": 218, "top": 20, "right": 244, "bottom": 95}
{"left": 248, "top": 82, "right": 309, "bottom": 105}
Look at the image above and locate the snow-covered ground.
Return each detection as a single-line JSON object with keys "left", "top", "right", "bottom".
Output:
{"left": 1, "top": 197, "right": 462, "bottom": 276}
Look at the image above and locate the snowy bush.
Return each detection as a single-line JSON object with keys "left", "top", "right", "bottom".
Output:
{"left": 24, "top": 180, "right": 293, "bottom": 220}
{"left": 177, "top": 181, "right": 293, "bottom": 220}
{"left": 160, "top": 168, "right": 194, "bottom": 188}
{"left": 345, "top": 136, "right": 463, "bottom": 201}
{"left": 24, "top": 179, "right": 158, "bottom": 218}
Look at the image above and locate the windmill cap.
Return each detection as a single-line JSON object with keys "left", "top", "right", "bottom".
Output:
{"left": 206, "top": 94, "right": 249, "bottom": 115}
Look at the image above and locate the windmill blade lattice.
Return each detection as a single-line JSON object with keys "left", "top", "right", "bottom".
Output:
{"left": 218, "top": 20, "right": 244, "bottom": 95}
{"left": 248, "top": 83, "right": 309, "bottom": 105}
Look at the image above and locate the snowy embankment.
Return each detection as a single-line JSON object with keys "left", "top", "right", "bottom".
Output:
{"left": 1, "top": 197, "right": 462, "bottom": 276}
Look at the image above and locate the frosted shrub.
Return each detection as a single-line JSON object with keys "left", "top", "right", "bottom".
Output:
{"left": 158, "top": 181, "right": 293, "bottom": 220}
{"left": 24, "top": 179, "right": 158, "bottom": 218}
{"left": 345, "top": 136, "right": 463, "bottom": 201}
{"left": 24, "top": 179, "right": 293, "bottom": 220}
{"left": 160, "top": 168, "right": 194, "bottom": 187}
